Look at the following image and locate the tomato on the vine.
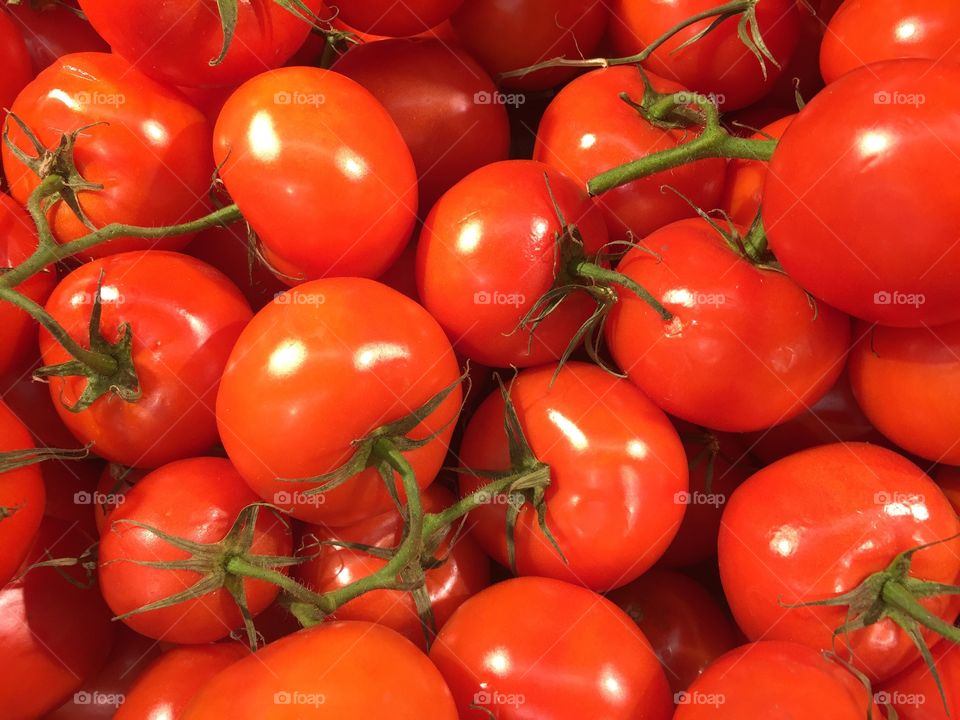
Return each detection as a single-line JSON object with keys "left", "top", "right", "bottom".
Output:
{"left": 4, "top": 1, "right": 108, "bottom": 73}
{"left": 0, "top": 400, "right": 44, "bottom": 587}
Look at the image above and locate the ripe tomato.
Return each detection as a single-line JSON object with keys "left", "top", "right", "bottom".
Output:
{"left": 763, "top": 59, "right": 960, "bottom": 326}
{"left": 216, "top": 278, "right": 461, "bottom": 525}
{"left": 182, "top": 622, "right": 458, "bottom": 718}
{"left": 0, "top": 400, "right": 44, "bottom": 587}
{"left": 1, "top": 360, "right": 85, "bottom": 451}
{"left": 0, "top": 10, "right": 32, "bottom": 111}
{"left": 605, "top": 217, "right": 851, "bottom": 432}
{"left": 4, "top": 1, "right": 108, "bottom": 73}
{"left": 334, "top": 0, "right": 462, "bottom": 37}
{"left": 431, "top": 576, "right": 673, "bottom": 719}
{"left": 40, "top": 251, "right": 252, "bottom": 468}
{"left": 719, "top": 443, "right": 960, "bottom": 681}
{"left": 534, "top": 67, "right": 726, "bottom": 243}
{"left": 878, "top": 641, "right": 960, "bottom": 719}
{"left": 214, "top": 67, "right": 417, "bottom": 283}
{"left": 935, "top": 465, "right": 960, "bottom": 515}
{"left": 39, "top": 458, "right": 103, "bottom": 537}
{"left": 98, "top": 457, "right": 294, "bottom": 643}
{"left": 93, "top": 464, "right": 145, "bottom": 534}
{"left": 77, "top": 0, "right": 323, "bottom": 88}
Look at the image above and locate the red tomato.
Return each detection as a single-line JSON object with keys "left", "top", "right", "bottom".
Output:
{"left": 719, "top": 114, "right": 794, "bottom": 227}
{"left": 0, "top": 10, "right": 32, "bottom": 111}
{"left": 77, "top": 0, "right": 324, "bottom": 88}
{"left": 40, "top": 458, "right": 103, "bottom": 537}
{"left": 4, "top": 1, "right": 108, "bottom": 73}
{"left": 934, "top": 465, "right": 960, "bottom": 515}
{"left": 182, "top": 622, "right": 458, "bottom": 718}
{"left": 98, "top": 457, "right": 294, "bottom": 643}
{"left": 763, "top": 60, "right": 960, "bottom": 326}
{"left": 216, "top": 278, "right": 461, "bottom": 525}
{"left": 534, "top": 67, "right": 726, "bottom": 243}
{"left": 878, "top": 641, "right": 960, "bottom": 719}
{"left": 605, "top": 217, "right": 851, "bottom": 432}
{"left": 334, "top": 0, "right": 462, "bottom": 37}
{"left": 0, "top": 400, "right": 44, "bottom": 587}
{"left": 719, "top": 443, "right": 960, "bottom": 681}
{"left": 93, "top": 464, "right": 146, "bottom": 535}
{"left": 431, "top": 576, "right": 673, "bottom": 719}
{"left": 214, "top": 67, "right": 417, "bottom": 283}
{"left": 1, "top": 361, "right": 85, "bottom": 451}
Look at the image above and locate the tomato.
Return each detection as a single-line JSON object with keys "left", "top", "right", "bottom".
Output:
{"left": 534, "top": 67, "right": 726, "bottom": 243}
{"left": 605, "top": 217, "right": 851, "bottom": 432}
{"left": 821, "top": 0, "right": 960, "bottom": 84}
{"left": 182, "top": 622, "right": 458, "bottom": 718}
{"left": 607, "top": 569, "right": 740, "bottom": 694}
{"left": 673, "top": 641, "right": 882, "bottom": 718}
{"left": 417, "top": 160, "right": 608, "bottom": 368}
{"left": 764, "top": 60, "right": 960, "bottom": 326}
{"left": 0, "top": 400, "right": 44, "bottom": 587}
{"left": 334, "top": 0, "right": 462, "bottom": 37}
{"left": 878, "top": 641, "right": 960, "bottom": 719}
{"left": 934, "top": 465, "right": 960, "bottom": 515}
{"left": 93, "top": 464, "right": 145, "bottom": 534}
{"left": 431, "top": 576, "right": 673, "bottom": 719}
{"left": 608, "top": 0, "right": 801, "bottom": 110}
{"left": 450, "top": 0, "right": 608, "bottom": 91}
{"left": 4, "top": 1, "right": 108, "bottom": 73}
{"left": 1, "top": 360, "right": 85, "bottom": 451}
{"left": 40, "top": 458, "right": 103, "bottom": 537}
{"left": 77, "top": 0, "right": 324, "bottom": 88}
{"left": 0, "top": 516, "right": 116, "bottom": 719}
{"left": 216, "top": 278, "right": 461, "bottom": 525}
{"left": 214, "top": 67, "right": 417, "bottom": 283}
{"left": 0, "top": 10, "right": 32, "bottom": 112}
{"left": 719, "top": 443, "right": 960, "bottom": 681}
{"left": 98, "top": 457, "right": 294, "bottom": 643}
{"left": 332, "top": 38, "right": 510, "bottom": 212}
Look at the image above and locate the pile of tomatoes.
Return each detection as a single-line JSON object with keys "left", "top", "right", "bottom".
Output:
{"left": 1, "top": 0, "right": 959, "bottom": 718}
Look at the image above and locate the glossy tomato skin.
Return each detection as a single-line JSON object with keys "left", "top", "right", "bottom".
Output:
{"left": 182, "top": 622, "right": 458, "bottom": 719}
{"left": 4, "top": 2, "right": 108, "bottom": 73}
{"left": 216, "top": 278, "right": 462, "bottom": 525}
{"left": 877, "top": 641, "right": 960, "bottom": 719}
{"left": 77, "top": 0, "right": 324, "bottom": 88}
{"left": 605, "top": 217, "right": 851, "bottom": 432}
{"left": 332, "top": 38, "right": 510, "bottom": 212}
{"left": 0, "top": 11, "right": 32, "bottom": 111}
{"left": 40, "top": 251, "right": 252, "bottom": 468}
{"left": 3, "top": 53, "right": 214, "bottom": 258}
{"left": 719, "top": 443, "right": 960, "bottom": 681}
{"left": 431, "top": 576, "right": 673, "bottom": 720}
{"left": 0, "top": 400, "right": 44, "bottom": 587}
{"left": 214, "top": 67, "right": 417, "bottom": 283}
{"left": 764, "top": 60, "right": 960, "bottom": 326}
{"left": 417, "top": 160, "right": 607, "bottom": 368}
{"left": 334, "top": 0, "right": 462, "bottom": 36}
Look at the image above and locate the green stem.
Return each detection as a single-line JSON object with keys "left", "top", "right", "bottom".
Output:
{"left": 883, "top": 581, "right": 960, "bottom": 642}
{"left": 226, "top": 555, "right": 329, "bottom": 608}
{"left": 423, "top": 473, "right": 529, "bottom": 535}
{"left": 574, "top": 261, "right": 673, "bottom": 322}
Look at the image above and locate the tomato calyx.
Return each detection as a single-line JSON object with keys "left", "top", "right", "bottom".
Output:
{"left": 0, "top": 443, "right": 92, "bottom": 473}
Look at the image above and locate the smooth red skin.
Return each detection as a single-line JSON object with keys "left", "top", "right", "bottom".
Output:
{"left": 719, "top": 443, "right": 960, "bottom": 681}
{"left": 98, "top": 457, "right": 293, "bottom": 643}
{"left": 335, "top": 0, "right": 462, "bottom": 36}
{"left": 608, "top": 0, "right": 800, "bottom": 110}
{"left": 450, "top": 0, "right": 608, "bottom": 91}
{"left": 295, "top": 486, "right": 490, "bottom": 648}
{"left": 879, "top": 641, "right": 960, "bottom": 719}
{"left": 182, "top": 622, "right": 458, "bottom": 719}
{"left": 459, "top": 362, "right": 688, "bottom": 591}
{"left": 935, "top": 465, "right": 960, "bottom": 515}
{"left": 332, "top": 38, "right": 510, "bottom": 212}
{"left": 431, "top": 576, "right": 673, "bottom": 720}
{"left": 177, "top": 83, "right": 236, "bottom": 128}
{"left": 40, "top": 251, "right": 252, "bottom": 468}
{"left": 4, "top": 2, "right": 108, "bottom": 73}
{"left": 77, "top": 0, "right": 323, "bottom": 88}
{"left": 214, "top": 67, "right": 417, "bottom": 283}
{"left": 764, "top": 60, "right": 960, "bottom": 326}
{"left": 1, "top": 363, "right": 85, "bottom": 451}
{"left": 116, "top": 643, "right": 250, "bottom": 720}
{"left": 417, "top": 160, "right": 608, "bottom": 367}
{"left": 605, "top": 218, "right": 851, "bottom": 432}
{"left": 0, "top": 11, "right": 32, "bottom": 111}
{"left": 606, "top": 569, "right": 739, "bottom": 694}
{"left": 94, "top": 464, "right": 146, "bottom": 535}
{"left": 0, "top": 193, "right": 56, "bottom": 379}
{"left": 216, "top": 277, "right": 462, "bottom": 525}
{"left": 40, "top": 458, "right": 103, "bottom": 537}
{"left": 534, "top": 67, "right": 726, "bottom": 243}
{"left": 0, "top": 516, "right": 116, "bottom": 720}
{"left": 720, "top": 114, "right": 794, "bottom": 228}
{"left": 673, "top": 641, "right": 882, "bottom": 719}
{"left": 0, "top": 400, "right": 44, "bottom": 587}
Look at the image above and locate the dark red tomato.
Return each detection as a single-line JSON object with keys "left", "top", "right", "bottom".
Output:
{"left": 331, "top": 12, "right": 458, "bottom": 45}
{"left": 720, "top": 114, "right": 794, "bottom": 227}
{"left": 214, "top": 67, "right": 417, "bottom": 283}
{"left": 216, "top": 278, "right": 461, "bottom": 525}
{"left": 0, "top": 516, "right": 115, "bottom": 719}
{"left": 821, "top": 0, "right": 960, "bottom": 84}
{"left": 334, "top": 0, "right": 462, "bottom": 36}
{"left": 0, "top": 192, "right": 56, "bottom": 379}
{"left": 40, "top": 251, "right": 252, "bottom": 468}
{"left": 818, "top": 0, "right": 845, "bottom": 22}
{"left": 934, "top": 465, "right": 960, "bottom": 515}
{"left": 4, "top": 1, "right": 108, "bottom": 73}
{"left": 719, "top": 443, "right": 960, "bottom": 681}
{"left": 182, "top": 622, "right": 458, "bottom": 718}
{"left": 459, "top": 363, "right": 688, "bottom": 591}
{"left": 177, "top": 83, "right": 236, "bottom": 127}
{"left": 0, "top": 400, "right": 44, "bottom": 587}
{"left": 417, "top": 160, "right": 608, "bottom": 368}
{"left": 2, "top": 53, "right": 214, "bottom": 258}
{"left": 607, "top": 569, "right": 739, "bottom": 694}
{"left": 535, "top": 66, "right": 726, "bottom": 243}
{"left": 431, "top": 576, "right": 673, "bottom": 719}
{"left": 93, "top": 464, "right": 146, "bottom": 535}
{"left": 379, "top": 238, "right": 419, "bottom": 301}
{"left": 332, "top": 38, "right": 510, "bottom": 212}
{"left": 605, "top": 217, "right": 851, "bottom": 432}
{"left": 295, "top": 486, "right": 490, "bottom": 648}
{"left": 608, "top": 0, "right": 800, "bottom": 110}
{"left": 673, "top": 641, "right": 882, "bottom": 718}
{"left": 450, "top": 0, "right": 608, "bottom": 91}
{"left": 0, "top": 10, "right": 32, "bottom": 111}
{"left": 878, "top": 641, "right": 960, "bottom": 719}
{"left": 764, "top": 60, "right": 960, "bottom": 326}
{"left": 1, "top": 360, "right": 85, "bottom": 451}
{"left": 116, "top": 642, "right": 249, "bottom": 720}
{"left": 849, "top": 321, "right": 960, "bottom": 465}
{"left": 98, "top": 457, "right": 294, "bottom": 643}
{"left": 759, "top": 3, "right": 826, "bottom": 110}
{"left": 40, "top": 458, "right": 103, "bottom": 537}
{"left": 77, "top": 0, "right": 323, "bottom": 88}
